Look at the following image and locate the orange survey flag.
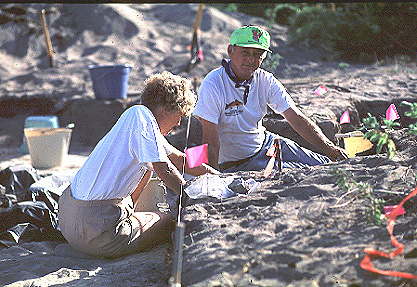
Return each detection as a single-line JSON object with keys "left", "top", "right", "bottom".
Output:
{"left": 360, "top": 186, "right": 417, "bottom": 279}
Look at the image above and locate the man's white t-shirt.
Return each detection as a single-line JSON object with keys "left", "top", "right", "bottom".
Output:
{"left": 71, "top": 105, "right": 174, "bottom": 201}
{"left": 193, "top": 66, "right": 295, "bottom": 164}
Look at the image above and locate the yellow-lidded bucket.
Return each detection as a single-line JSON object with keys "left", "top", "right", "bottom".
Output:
{"left": 337, "top": 131, "right": 373, "bottom": 158}
{"left": 24, "top": 128, "right": 72, "bottom": 169}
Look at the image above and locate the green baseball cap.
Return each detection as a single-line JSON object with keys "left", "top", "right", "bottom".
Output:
{"left": 230, "top": 25, "right": 272, "bottom": 53}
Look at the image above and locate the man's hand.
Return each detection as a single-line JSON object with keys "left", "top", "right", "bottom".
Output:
{"left": 323, "top": 144, "right": 349, "bottom": 161}
{"left": 282, "top": 107, "right": 349, "bottom": 162}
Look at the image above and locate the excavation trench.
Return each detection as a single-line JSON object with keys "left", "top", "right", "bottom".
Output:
{"left": 0, "top": 96, "right": 416, "bottom": 155}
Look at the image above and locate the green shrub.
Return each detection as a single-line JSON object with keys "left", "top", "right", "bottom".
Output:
{"left": 286, "top": 3, "right": 417, "bottom": 62}
{"left": 360, "top": 113, "right": 399, "bottom": 159}
{"left": 401, "top": 101, "right": 417, "bottom": 135}
{"left": 211, "top": 3, "right": 417, "bottom": 63}
{"left": 332, "top": 167, "right": 384, "bottom": 226}
{"left": 262, "top": 53, "right": 283, "bottom": 72}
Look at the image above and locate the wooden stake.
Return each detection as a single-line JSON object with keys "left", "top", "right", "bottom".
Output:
{"left": 40, "top": 9, "right": 54, "bottom": 68}
{"left": 193, "top": 4, "right": 204, "bottom": 33}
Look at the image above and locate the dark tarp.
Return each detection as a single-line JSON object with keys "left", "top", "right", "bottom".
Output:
{"left": 0, "top": 164, "right": 40, "bottom": 208}
{"left": 0, "top": 165, "right": 71, "bottom": 248}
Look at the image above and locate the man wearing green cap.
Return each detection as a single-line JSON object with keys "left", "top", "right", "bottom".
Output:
{"left": 193, "top": 25, "right": 348, "bottom": 173}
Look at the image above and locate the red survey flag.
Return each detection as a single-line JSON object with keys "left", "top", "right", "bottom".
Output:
{"left": 386, "top": 104, "right": 399, "bottom": 121}
{"left": 185, "top": 144, "right": 208, "bottom": 168}
{"left": 313, "top": 85, "right": 328, "bottom": 95}
{"left": 339, "top": 110, "right": 350, "bottom": 124}
{"left": 384, "top": 205, "right": 405, "bottom": 217}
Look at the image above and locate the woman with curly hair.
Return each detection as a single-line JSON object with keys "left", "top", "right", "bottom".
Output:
{"left": 58, "top": 71, "right": 218, "bottom": 258}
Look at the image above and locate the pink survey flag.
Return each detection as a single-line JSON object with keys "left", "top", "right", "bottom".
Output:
{"left": 313, "top": 85, "right": 328, "bottom": 95}
{"left": 339, "top": 110, "right": 350, "bottom": 124}
{"left": 386, "top": 103, "right": 400, "bottom": 121}
{"left": 185, "top": 144, "right": 208, "bottom": 168}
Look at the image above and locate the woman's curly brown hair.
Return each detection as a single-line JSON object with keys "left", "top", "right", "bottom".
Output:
{"left": 141, "top": 71, "right": 196, "bottom": 116}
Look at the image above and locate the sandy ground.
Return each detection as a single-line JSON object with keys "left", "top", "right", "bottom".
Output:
{"left": 1, "top": 3, "right": 417, "bottom": 287}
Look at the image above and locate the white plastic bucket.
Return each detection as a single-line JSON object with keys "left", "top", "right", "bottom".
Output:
{"left": 24, "top": 128, "right": 72, "bottom": 169}
{"left": 135, "top": 177, "right": 166, "bottom": 212}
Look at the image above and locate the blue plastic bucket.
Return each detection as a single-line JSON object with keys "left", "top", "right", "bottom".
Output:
{"left": 88, "top": 64, "right": 132, "bottom": 100}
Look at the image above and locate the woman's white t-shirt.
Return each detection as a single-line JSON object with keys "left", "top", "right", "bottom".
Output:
{"left": 193, "top": 66, "right": 295, "bottom": 164}
{"left": 71, "top": 105, "right": 174, "bottom": 200}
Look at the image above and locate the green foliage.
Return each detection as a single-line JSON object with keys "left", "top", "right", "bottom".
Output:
{"left": 338, "top": 62, "right": 350, "bottom": 69}
{"left": 401, "top": 101, "right": 417, "bottom": 135}
{"left": 265, "top": 4, "right": 303, "bottom": 26}
{"left": 286, "top": 3, "right": 417, "bottom": 62}
{"left": 287, "top": 5, "right": 346, "bottom": 47}
{"left": 207, "top": 4, "right": 239, "bottom": 13}
{"left": 332, "top": 167, "right": 384, "bottom": 225}
{"left": 210, "top": 3, "right": 417, "bottom": 63}
{"left": 208, "top": 3, "right": 274, "bottom": 18}
{"left": 360, "top": 113, "right": 399, "bottom": 159}
{"left": 262, "top": 53, "right": 283, "bottom": 72}
{"left": 401, "top": 101, "right": 417, "bottom": 119}
{"left": 359, "top": 103, "right": 417, "bottom": 159}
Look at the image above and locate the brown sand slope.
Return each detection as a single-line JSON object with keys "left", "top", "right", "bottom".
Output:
{"left": 182, "top": 130, "right": 417, "bottom": 286}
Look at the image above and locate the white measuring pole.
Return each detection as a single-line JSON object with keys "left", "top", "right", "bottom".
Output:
{"left": 169, "top": 115, "right": 192, "bottom": 287}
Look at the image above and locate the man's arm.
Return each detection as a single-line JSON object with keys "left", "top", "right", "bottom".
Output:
{"left": 282, "top": 106, "right": 349, "bottom": 161}
{"left": 198, "top": 117, "right": 220, "bottom": 170}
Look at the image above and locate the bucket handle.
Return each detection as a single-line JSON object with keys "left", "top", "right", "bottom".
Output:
{"left": 335, "top": 131, "right": 364, "bottom": 139}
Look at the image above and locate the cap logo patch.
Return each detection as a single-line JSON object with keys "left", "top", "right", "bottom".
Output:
{"left": 252, "top": 29, "right": 262, "bottom": 43}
